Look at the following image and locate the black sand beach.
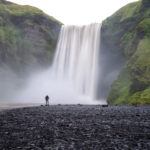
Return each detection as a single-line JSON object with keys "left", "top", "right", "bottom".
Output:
{"left": 0, "top": 105, "right": 150, "bottom": 150}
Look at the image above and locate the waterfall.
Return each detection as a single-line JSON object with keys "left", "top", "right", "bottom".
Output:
{"left": 17, "top": 23, "right": 105, "bottom": 104}
{"left": 52, "top": 23, "right": 101, "bottom": 100}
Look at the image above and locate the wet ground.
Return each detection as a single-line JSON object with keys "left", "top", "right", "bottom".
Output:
{"left": 0, "top": 105, "right": 150, "bottom": 150}
{"left": 0, "top": 103, "right": 40, "bottom": 111}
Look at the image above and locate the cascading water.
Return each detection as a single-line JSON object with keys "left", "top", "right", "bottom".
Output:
{"left": 52, "top": 23, "right": 101, "bottom": 100}
{"left": 17, "top": 23, "right": 105, "bottom": 104}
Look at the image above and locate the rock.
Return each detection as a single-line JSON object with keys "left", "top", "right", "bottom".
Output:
{"left": 101, "top": 0, "right": 150, "bottom": 105}
{"left": 0, "top": 105, "right": 149, "bottom": 149}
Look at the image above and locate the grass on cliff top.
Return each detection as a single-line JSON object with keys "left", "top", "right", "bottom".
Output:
{"left": 0, "top": 3, "right": 43, "bottom": 15}
{"left": 102, "top": 1, "right": 141, "bottom": 43}
{"left": 0, "top": 2, "right": 62, "bottom": 24}
{"left": 8, "top": 4, "right": 43, "bottom": 16}
{"left": 118, "top": 1, "right": 141, "bottom": 22}
{"left": 108, "top": 1, "right": 141, "bottom": 23}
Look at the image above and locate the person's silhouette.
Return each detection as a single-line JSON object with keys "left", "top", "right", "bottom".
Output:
{"left": 45, "top": 95, "right": 49, "bottom": 106}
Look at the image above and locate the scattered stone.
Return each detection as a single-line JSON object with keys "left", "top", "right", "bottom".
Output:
{"left": 0, "top": 105, "right": 149, "bottom": 149}
{"left": 101, "top": 104, "right": 108, "bottom": 107}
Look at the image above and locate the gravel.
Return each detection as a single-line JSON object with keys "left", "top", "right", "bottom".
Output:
{"left": 0, "top": 105, "right": 150, "bottom": 150}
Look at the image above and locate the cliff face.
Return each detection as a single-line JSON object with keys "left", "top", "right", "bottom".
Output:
{"left": 0, "top": 0, "right": 62, "bottom": 74}
{"left": 0, "top": 0, "right": 62, "bottom": 100}
{"left": 101, "top": 0, "right": 150, "bottom": 105}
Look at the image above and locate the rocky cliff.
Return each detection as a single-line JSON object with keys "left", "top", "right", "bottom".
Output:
{"left": 0, "top": 0, "right": 62, "bottom": 73}
{"left": 101, "top": 0, "right": 150, "bottom": 105}
{"left": 0, "top": 0, "right": 62, "bottom": 100}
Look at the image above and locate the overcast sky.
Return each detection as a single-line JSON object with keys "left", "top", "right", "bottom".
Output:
{"left": 8, "top": 0, "right": 138, "bottom": 25}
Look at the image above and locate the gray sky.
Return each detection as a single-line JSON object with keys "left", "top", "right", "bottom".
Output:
{"left": 8, "top": 0, "right": 138, "bottom": 25}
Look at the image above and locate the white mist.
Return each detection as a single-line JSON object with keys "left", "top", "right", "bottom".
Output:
{"left": 17, "top": 23, "right": 106, "bottom": 104}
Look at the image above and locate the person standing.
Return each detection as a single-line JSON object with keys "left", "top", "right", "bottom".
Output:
{"left": 45, "top": 95, "right": 49, "bottom": 106}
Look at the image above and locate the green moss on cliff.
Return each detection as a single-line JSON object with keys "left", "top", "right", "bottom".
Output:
{"left": 137, "top": 18, "right": 150, "bottom": 37}
{"left": 121, "top": 32, "right": 137, "bottom": 57}
{"left": 116, "top": 1, "right": 141, "bottom": 22}
{"left": 0, "top": 1, "right": 62, "bottom": 73}
{"left": 102, "top": 0, "right": 150, "bottom": 105}
{"left": 108, "top": 68, "right": 132, "bottom": 104}
{"left": 6, "top": 4, "right": 42, "bottom": 15}
{"left": 0, "top": 2, "right": 43, "bottom": 17}
{"left": 128, "top": 88, "right": 150, "bottom": 105}
{"left": 0, "top": 26, "right": 20, "bottom": 45}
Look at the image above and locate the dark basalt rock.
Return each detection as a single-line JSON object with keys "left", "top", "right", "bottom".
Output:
{"left": 0, "top": 105, "right": 150, "bottom": 149}
{"left": 101, "top": 105, "right": 108, "bottom": 107}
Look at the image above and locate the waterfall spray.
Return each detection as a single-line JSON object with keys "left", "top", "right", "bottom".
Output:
{"left": 17, "top": 23, "right": 104, "bottom": 104}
